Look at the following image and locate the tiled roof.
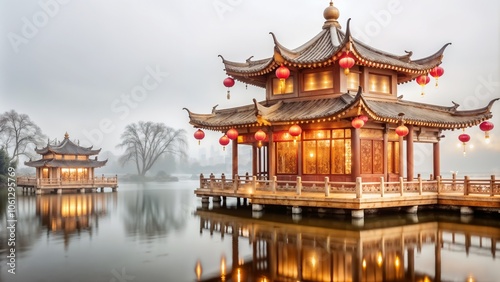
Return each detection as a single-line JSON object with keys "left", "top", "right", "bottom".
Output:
{"left": 221, "top": 20, "right": 449, "bottom": 87}
{"left": 36, "top": 136, "right": 101, "bottom": 156}
{"left": 25, "top": 158, "right": 108, "bottom": 168}
{"left": 185, "top": 90, "right": 497, "bottom": 130}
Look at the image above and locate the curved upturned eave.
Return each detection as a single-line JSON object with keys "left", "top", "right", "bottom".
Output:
{"left": 360, "top": 96, "right": 497, "bottom": 129}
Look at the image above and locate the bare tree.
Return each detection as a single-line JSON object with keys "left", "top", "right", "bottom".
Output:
{"left": 0, "top": 110, "right": 46, "bottom": 164}
{"left": 117, "top": 121, "right": 188, "bottom": 176}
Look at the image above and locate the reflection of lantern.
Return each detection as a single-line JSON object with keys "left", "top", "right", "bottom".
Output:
{"left": 223, "top": 77, "right": 235, "bottom": 100}
{"left": 288, "top": 124, "right": 302, "bottom": 137}
{"left": 219, "top": 134, "right": 230, "bottom": 151}
{"left": 226, "top": 128, "right": 239, "bottom": 140}
{"left": 479, "top": 121, "right": 494, "bottom": 144}
{"left": 351, "top": 117, "right": 364, "bottom": 129}
{"left": 458, "top": 133, "right": 471, "bottom": 156}
{"left": 396, "top": 125, "right": 409, "bottom": 137}
{"left": 416, "top": 74, "right": 430, "bottom": 96}
{"left": 429, "top": 66, "right": 444, "bottom": 87}
{"left": 339, "top": 51, "right": 355, "bottom": 75}
{"left": 194, "top": 129, "right": 205, "bottom": 145}
{"left": 254, "top": 129, "right": 266, "bottom": 147}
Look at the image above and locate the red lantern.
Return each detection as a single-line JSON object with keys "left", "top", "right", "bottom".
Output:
{"left": 275, "top": 65, "right": 290, "bottom": 81}
{"left": 479, "top": 121, "right": 494, "bottom": 143}
{"left": 288, "top": 124, "right": 302, "bottom": 137}
{"left": 395, "top": 125, "right": 409, "bottom": 137}
{"left": 429, "top": 66, "right": 444, "bottom": 87}
{"left": 358, "top": 115, "right": 368, "bottom": 123}
{"left": 458, "top": 133, "right": 471, "bottom": 156}
{"left": 416, "top": 74, "right": 430, "bottom": 96}
{"left": 275, "top": 64, "right": 290, "bottom": 94}
{"left": 194, "top": 129, "right": 205, "bottom": 145}
{"left": 223, "top": 77, "right": 235, "bottom": 100}
{"left": 351, "top": 117, "right": 364, "bottom": 129}
{"left": 254, "top": 129, "right": 266, "bottom": 147}
{"left": 219, "top": 134, "right": 230, "bottom": 151}
{"left": 226, "top": 128, "right": 239, "bottom": 140}
{"left": 338, "top": 51, "right": 356, "bottom": 75}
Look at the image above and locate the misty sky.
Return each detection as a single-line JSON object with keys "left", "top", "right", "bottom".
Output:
{"left": 1, "top": 0, "right": 499, "bottom": 175}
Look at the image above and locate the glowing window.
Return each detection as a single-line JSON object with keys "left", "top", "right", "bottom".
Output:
{"left": 272, "top": 77, "right": 294, "bottom": 95}
{"left": 303, "top": 71, "right": 333, "bottom": 92}
{"left": 368, "top": 73, "right": 391, "bottom": 94}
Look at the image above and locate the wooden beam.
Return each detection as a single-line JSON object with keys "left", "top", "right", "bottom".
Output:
{"left": 407, "top": 125, "right": 414, "bottom": 181}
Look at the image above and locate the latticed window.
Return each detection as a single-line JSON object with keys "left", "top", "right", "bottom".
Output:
{"left": 302, "top": 129, "right": 351, "bottom": 175}
{"left": 276, "top": 141, "right": 298, "bottom": 174}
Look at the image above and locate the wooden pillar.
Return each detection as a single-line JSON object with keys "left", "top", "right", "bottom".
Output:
{"left": 406, "top": 125, "right": 414, "bottom": 181}
{"left": 383, "top": 125, "right": 389, "bottom": 181}
{"left": 232, "top": 139, "right": 238, "bottom": 179}
{"left": 268, "top": 132, "right": 274, "bottom": 180}
{"left": 399, "top": 135, "right": 404, "bottom": 179}
{"left": 351, "top": 128, "right": 361, "bottom": 180}
{"left": 252, "top": 145, "right": 257, "bottom": 177}
{"left": 433, "top": 141, "right": 440, "bottom": 180}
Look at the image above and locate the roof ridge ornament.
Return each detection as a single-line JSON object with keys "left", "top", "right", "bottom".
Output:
{"left": 323, "top": 1, "right": 341, "bottom": 29}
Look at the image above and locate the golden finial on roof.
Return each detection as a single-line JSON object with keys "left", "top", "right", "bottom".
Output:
{"left": 64, "top": 132, "right": 69, "bottom": 139}
{"left": 323, "top": 1, "right": 341, "bottom": 29}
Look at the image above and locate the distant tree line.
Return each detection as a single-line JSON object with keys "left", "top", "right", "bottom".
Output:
{"left": 0, "top": 109, "right": 188, "bottom": 186}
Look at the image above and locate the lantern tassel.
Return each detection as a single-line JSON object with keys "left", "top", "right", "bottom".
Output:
{"left": 421, "top": 85, "right": 425, "bottom": 96}
{"left": 227, "top": 90, "right": 230, "bottom": 100}
{"left": 344, "top": 68, "right": 350, "bottom": 76}
{"left": 435, "top": 78, "right": 439, "bottom": 87}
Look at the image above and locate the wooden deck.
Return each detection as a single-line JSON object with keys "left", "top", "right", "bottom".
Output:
{"left": 17, "top": 176, "right": 118, "bottom": 194}
{"left": 194, "top": 173, "right": 500, "bottom": 217}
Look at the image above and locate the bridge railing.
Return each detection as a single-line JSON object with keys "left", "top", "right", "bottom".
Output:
{"left": 198, "top": 173, "right": 500, "bottom": 198}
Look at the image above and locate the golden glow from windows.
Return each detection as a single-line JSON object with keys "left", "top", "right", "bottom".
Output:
{"left": 303, "top": 71, "right": 333, "bottom": 92}
{"left": 347, "top": 71, "right": 360, "bottom": 91}
{"left": 377, "top": 252, "right": 383, "bottom": 267}
{"left": 272, "top": 77, "right": 294, "bottom": 95}
{"left": 368, "top": 73, "right": 391, "bottom": 94}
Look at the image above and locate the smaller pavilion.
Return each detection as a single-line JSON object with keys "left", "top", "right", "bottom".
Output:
{"left": 19, "top": 133, "right": 117, "bottom": 194}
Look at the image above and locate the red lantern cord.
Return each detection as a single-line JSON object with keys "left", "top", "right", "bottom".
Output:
{"left": 416, "top": 74, "right": 430, "bottom": 96}
{"left": 223, "top": 77, "right": 235, "bottom": 100}
{"left": 429, "top": 66, "right": 444, "bottom": 87}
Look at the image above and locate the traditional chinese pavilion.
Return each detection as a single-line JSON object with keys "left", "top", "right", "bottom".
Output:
{"left": 184, "top": 2, "right": 497, "bottom": 183}
{"left": 20, "top": 132, "right": 117, "bottom": 193}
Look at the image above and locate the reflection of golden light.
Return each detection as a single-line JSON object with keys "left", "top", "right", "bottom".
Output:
{"left": 377, "top": 252, "right": 383, "bottom": 267}
{"left": 424, "top": 276, "right": 431, "bottom": 282}
{"left": 237, "top": 268, "right": 241, "bottom": 282}
{"left": 395, "top": 256, "right": 400, "bottom": 268}
{"left": 311, "top": 256, "right": 317, "bottom": 268}
{"left": 309, "top": 152, "right": 314, "bottom": 158}
{"left": 467, "top": 275, "right": 475, "bottom": 282}
{"left": 195, "top": 260, "right": 202, "bottom": 281}
{"left": 362, "top": 259, "right": 367, "bottom": 269}
{"left": 260, "top": 277, "right": 268, "bottom": 282}
{"left": 220, "top": 255, "right": 226, "bottom": 278}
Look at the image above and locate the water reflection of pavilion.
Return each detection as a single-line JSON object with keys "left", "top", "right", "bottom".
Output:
{"left": 36, "top": 192, "right": 117, "bottom": 247}
{"left": 195, "top": 210, "right": 500, "bottom": 282}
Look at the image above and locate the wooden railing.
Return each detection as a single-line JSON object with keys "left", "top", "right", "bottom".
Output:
{"left": 17, "top": 175, "right": 118, "bottom": 188}
{"left": 198, "top": 173, "right": 500, "bottom": 198}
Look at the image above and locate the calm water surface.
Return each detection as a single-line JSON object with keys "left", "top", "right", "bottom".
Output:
{"left": 1, "top": 181, "right": 500, "bottom": 282}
